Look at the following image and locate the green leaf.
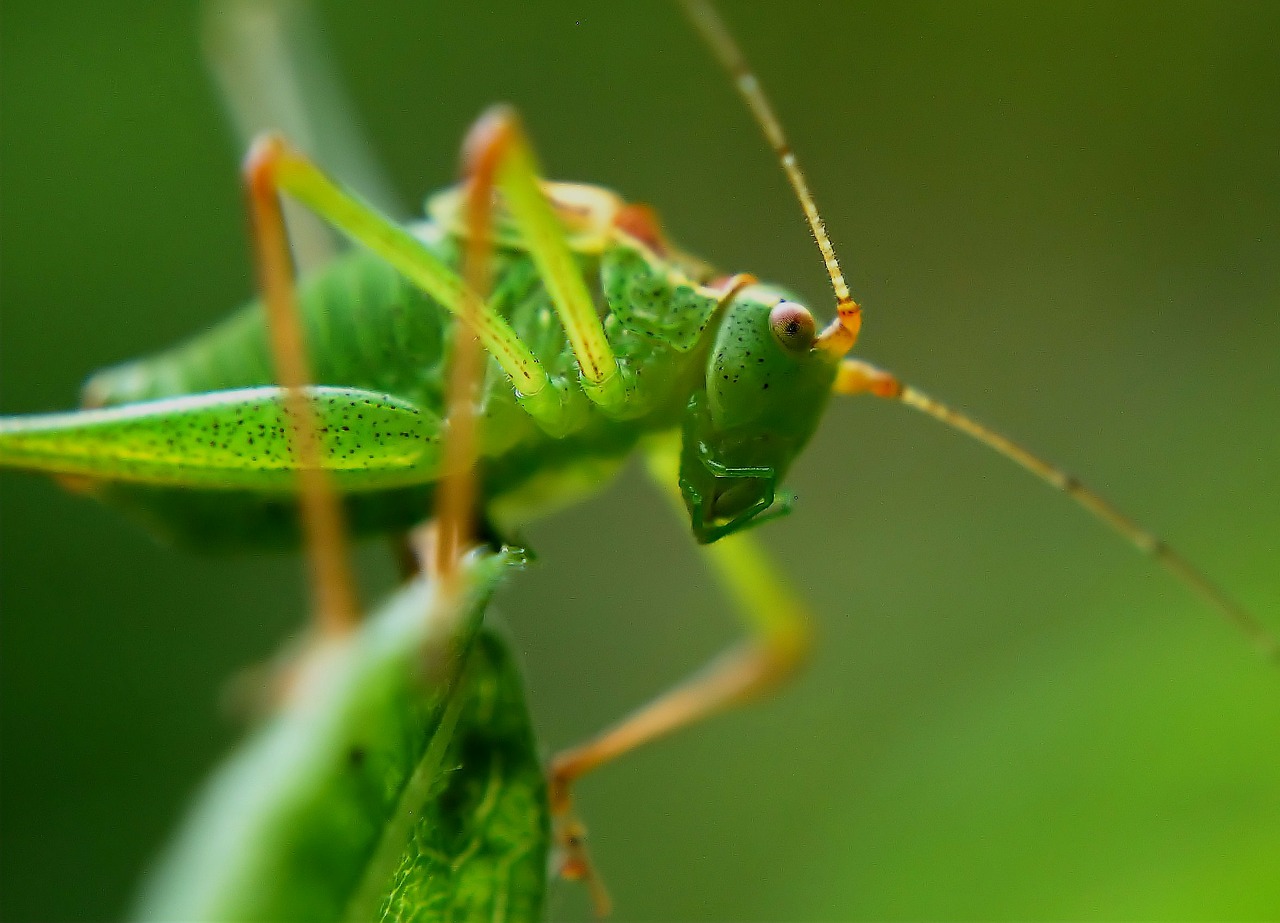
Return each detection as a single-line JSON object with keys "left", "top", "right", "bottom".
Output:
{"left": 132, "top": 547, "right": 548, "bottom": 923}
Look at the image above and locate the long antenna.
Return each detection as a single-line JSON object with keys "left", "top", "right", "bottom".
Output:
{"left": 679, "top": 1, "right": 1276, "bottom": 661}
{"left": 676, "top": 0, "right": 862, "bottom": 356}
{"left": 835, "top": 360, "right": 1279, "bottom": 661}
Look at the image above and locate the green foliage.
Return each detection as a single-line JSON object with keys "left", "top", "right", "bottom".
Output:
{"left": 132, "top": 548, "right": 548, "bottom": 923}
{"left": 375, "top": 632, "right": 549, "bottom": 923}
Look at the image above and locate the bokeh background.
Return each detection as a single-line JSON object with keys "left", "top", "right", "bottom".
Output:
{"left": 2, "top": 2, "right": 1278, "bottom": 920}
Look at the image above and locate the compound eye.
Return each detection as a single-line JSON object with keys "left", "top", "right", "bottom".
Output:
{"left": 769, "top": 301, "right": 816, "bottom": 352}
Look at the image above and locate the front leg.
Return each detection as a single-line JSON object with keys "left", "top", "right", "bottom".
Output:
{"left": 459, "top": 106, "right": 638, "bottom": 416}
{"left": 547, "top": 434, "right": 813, "bottom": 915}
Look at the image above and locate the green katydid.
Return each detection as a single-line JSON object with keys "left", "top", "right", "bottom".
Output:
{"left": 0, "top": 0, "right": 1276, "bottom": 917}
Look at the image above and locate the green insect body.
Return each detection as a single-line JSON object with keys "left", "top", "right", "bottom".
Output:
{"left": 2, "top": 5, "right": 1276, "bottom": 919}
{"left": 0, "top": 183, "right": 839, "bottom": 547}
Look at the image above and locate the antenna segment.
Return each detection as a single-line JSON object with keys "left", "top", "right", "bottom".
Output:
{"left": 677, "top": 0, "right": 862, "bottom": 356}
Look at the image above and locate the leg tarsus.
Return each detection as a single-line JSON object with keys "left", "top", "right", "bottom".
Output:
{"left": 548, "top": 809, "right": 613, "bottom": 919}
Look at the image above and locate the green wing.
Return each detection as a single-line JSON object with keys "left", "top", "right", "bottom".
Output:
{"left": 132, "top": 547, "right": 548, "bottom": 923}
{"left": 0, "top": 386, "right": 440, "bottom": 491}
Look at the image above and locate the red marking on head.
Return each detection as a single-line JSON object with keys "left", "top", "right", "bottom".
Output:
{"left": 613, "top": 203, "right": 668, "bottom": 255}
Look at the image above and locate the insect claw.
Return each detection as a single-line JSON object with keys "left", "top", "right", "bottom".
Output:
{"left": 550, "top": 800, "right": 613, "bottom": 916}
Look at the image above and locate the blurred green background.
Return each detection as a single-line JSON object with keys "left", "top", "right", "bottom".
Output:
{"left": 2, "top": 2, "right": 1278, "bottom": 920}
